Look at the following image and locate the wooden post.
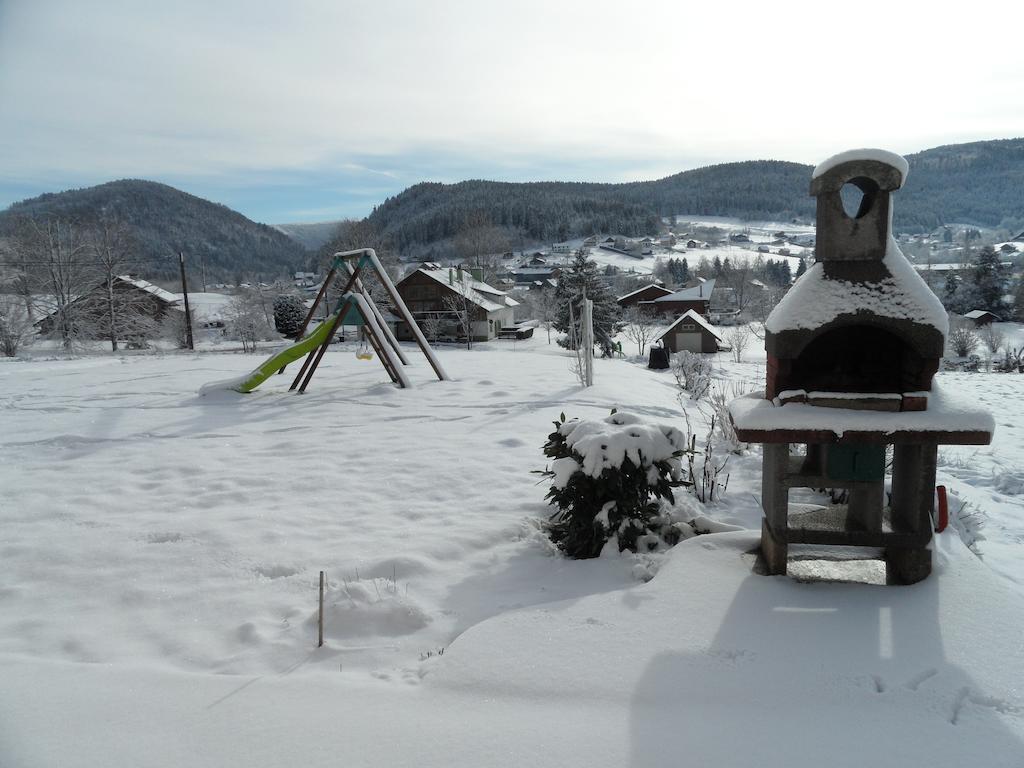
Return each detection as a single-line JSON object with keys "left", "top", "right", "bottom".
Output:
{"left": 178, "top": 252, "right": 195, "bottom": 351}
{"left": 318, "top": 570, "right": 325, "bottom": 648}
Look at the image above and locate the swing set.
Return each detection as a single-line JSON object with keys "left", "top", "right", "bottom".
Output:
{"left": 227, "top": 249, "right": 448, "bottom": 393}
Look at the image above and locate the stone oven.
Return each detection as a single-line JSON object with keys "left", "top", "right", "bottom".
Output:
{"left": 729, "top": 149, "right": 994, "bottom": 584}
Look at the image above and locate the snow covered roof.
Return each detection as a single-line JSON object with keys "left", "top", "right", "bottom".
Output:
{"left": 415, "top": 268, "right": 519, "bottom": 312}
{"left": 963, "top": 310, "right": 1001, "bottom": 320}
{"left": 765, "top": 239, "right": 949, "bottom": 336}
{"left": 656, "top": 309, "right": 723, "bottom": 343}
{"left": 812, "top": 148, "right": 909, "bottom": 187}
{"left": 171, "top": 292, "right": 232, "bottom": 321}
{"left": 116, "top": 275, "right": 179, "bottom": 304}
{"left": 651, "top": 278, "right": 716, "bottom": 303}
{"left": 617, "top": 283, "right": 671, "bottom": 302}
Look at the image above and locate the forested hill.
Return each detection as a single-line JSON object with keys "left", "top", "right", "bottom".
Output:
{"left": 366, "top": 139, "right": 1024, "bottom": 257}
{"left": 0, "top": 179, "right": 307, "bottom": 281}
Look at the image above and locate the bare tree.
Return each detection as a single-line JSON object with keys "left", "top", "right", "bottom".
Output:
{"left": 86, "top": 217, "right": 151, "bottom": 351}
{"left": 0, "top": 295, "right": 35, "bottom": 356}
{"left": 622, "top": 305, "right": 659, "bottom": 356}
{"left": 15, "top": 216, "right": 96, "bottom": 350}
{"left": 948, "top": 323, "right": 979, "bottom": 358}
{"left": 419, "top": 311, "right": 444, "bottom": 344}
{"left": 720, "top": 257, "right": 754, "bottom": 313}
{"left": 979, "top": 323, "right": 1004, "bottom": 356}
{"left": 724, "top": 325, "right": 752, "bottom": 363}
{"left": 442, "top": 291, "right": 474, "bottom": 350}
{"left": 526, "top": 287, "right": 559, "bottom": 344}
{"left": 225, "top": 290, "right": 271, "bottom": 352}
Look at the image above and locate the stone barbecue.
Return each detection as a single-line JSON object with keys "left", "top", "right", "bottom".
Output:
{"left": 729, "top": 149, "right": 994, "bottom": 584}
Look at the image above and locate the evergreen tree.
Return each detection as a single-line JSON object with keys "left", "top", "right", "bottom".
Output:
{"left": 273, "top": 294, "right": 306, "bottom": 338}
{"left": 779, "top": 260, "right": 792, "bottom": 285}
{"left": 712, "top": 255, "right": 723, "bottom": 277}
{"left": 795, "top": 257, "right": 807, "bottom": 278}
{"left": 942, "top": 272, "right": 959, "bottom": 308}
{"left": 972, "top": 246, "right": 1007, "bottom": 313}
{"left": 553, "top": 250, "right": 623, "bottom": 355}
{"left": 678, "top": 257, "right": 690, "bottom": 284}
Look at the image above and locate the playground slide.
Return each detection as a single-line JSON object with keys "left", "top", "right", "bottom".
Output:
{"left": 231, "top": 317, "right": 337, "bottom": 393}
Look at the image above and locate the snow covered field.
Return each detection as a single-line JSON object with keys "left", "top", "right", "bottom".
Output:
{"left": 2, "top": 337, "right": 1023, "bottom": 766}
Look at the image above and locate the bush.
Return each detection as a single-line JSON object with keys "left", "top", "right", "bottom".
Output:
{"left": 948, "top": 323, "right": 979, "bottom": 358}
{"left": 537, "top": 410, "right": 691, "bottom": 559}
{"left": 273, "top": 294, "right": 306, "bottom": 339}
{"left": 672, "top": 350, "right": 712, "bottom": 400}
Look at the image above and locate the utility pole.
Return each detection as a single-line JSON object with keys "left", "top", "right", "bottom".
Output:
{"left": 179, "top": 251, "right": 195, "bottom": 351}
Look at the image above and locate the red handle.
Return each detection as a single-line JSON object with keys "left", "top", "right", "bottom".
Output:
{"left": 935, "top": 485, "right": 948, "bottom": 532}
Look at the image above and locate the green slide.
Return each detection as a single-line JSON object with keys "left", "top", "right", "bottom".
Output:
{"left": 232, "top": 316, "right": 336, "bottom": 393}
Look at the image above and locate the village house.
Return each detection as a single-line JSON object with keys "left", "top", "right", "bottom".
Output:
{"left": 616, "top": 283, "right": 673, "bottom": 308}
{"left": 37, "top": 274, "right": 180, "bottom": 342}
{"left": 394, "top": 264, "right": 519, "bottom": 342}
{"left": 638, "top": 278, "right": 716, "bottom": 318}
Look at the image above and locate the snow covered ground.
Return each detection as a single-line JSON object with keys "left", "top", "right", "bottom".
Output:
{"left": 1, "top": 336, "right": 1023, "bottom": 766}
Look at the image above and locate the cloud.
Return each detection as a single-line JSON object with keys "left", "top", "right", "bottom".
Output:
{"left": 1, "top": 0, "right": 1022, "bottom": 220}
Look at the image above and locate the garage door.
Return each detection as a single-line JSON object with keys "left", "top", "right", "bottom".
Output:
{"left": 675, "top": 332, "right": 702, "bottom": 352}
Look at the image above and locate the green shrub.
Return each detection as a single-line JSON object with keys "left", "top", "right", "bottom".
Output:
{"left": 537, "top": 410, "right": 691, "bottom": 558}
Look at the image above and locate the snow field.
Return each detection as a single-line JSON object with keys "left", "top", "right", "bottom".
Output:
{"left": 2, "top": 335, "right": 1023, "bottom": 766}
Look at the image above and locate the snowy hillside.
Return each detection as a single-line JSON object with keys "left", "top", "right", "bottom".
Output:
{"left": 1, "top": 337, "right": 1022, "bottom": 766}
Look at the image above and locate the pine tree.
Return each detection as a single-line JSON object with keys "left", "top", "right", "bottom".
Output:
{"left": 972, "top": 246, "right": 1007, "bottom": 313}
{"left": 713, "top": 255, "right": 723, "bottom": 277}
{"left": 795, "top": 257, "right": 807, "bottom": 278}
{"left": 553, "top": 250, "right": 623, "bottom": 355}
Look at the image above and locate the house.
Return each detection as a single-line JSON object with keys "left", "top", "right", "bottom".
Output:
{"left": 963, "top": 309, "right": 1001, "bottom": 326}
{"left": 998, "top": 243, "right": 1018, "bottom": 254}
{"left": 638, "top": 278, "right": 716, "bottom": 318}
{"left": 1011, "top": 230, "right": 1024, "bottom": 243}
{"left": 37, "top": 275, "right": 179, "bottom": 340}
{"left": 394, "top": 264, "right": 519, "bottom": 342}
{"left": 583, "top": 236, "right": 598, "bottom": 248}
{"left": 757, "top": 245, "right": 770, "bottom": 253}
{"left": 729, "top": 233, "right": 751, "bottom": 243}
{"left": 617, "top": 283, "right": 673, "bottom": 308}
{"left": 551, "top": 243, "right": 571, "bottom": 254}
{"left": 658, "top": 234, "right": 677, "bottom": 248}
{"left": 686, "top": 239, "right": 703, "bottom": 249}
{"left": 294, "top": 271, "right": 318, "bottom": 288}
{"left": 654, "top": 309, "right": 723, "bottom": 353}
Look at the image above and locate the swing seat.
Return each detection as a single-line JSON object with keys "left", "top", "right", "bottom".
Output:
{"left": 356, "top": 350, "right": 374, "bottom": 360}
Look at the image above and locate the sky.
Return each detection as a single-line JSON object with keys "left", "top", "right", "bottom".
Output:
{"left": 1, "top": 0, "right": 1022, "bottom": 224}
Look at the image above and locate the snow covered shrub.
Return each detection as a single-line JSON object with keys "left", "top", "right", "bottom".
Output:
{"left": 707, "top": 381, "right": 748, "bottom": 454}
{"left": 672, "top": 350, "right": 712, "bottom": 401}
{"left": 273, "top": 294, "right": 306, "bottom": 339}
{"left": 537, "top": 410, "right": 690, "bottom": 559}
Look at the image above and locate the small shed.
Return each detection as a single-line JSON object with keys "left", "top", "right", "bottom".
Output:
{"left": 655, "top": 309, "right": 723, "bottom": 353}
{"left": 963, "top": 309, "right": 1001, "bottom": 326}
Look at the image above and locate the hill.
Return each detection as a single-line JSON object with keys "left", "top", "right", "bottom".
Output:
{"left": 0, "top": 179, "right": 307, "bottom": 282}
{"left": 273, "top": 220, "right": 343, "bottom": 251}
{"left": 365, "top": 139, "right": 1024, "bottom": 258}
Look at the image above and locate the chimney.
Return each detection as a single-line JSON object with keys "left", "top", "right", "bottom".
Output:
{"left": 457, "top": 265, "right": 463, "bottom": 282}
{"left": 448, "top": 268, "right": 453, "bottom": 284}
{"left": 470, "top": 266, "right": 484, "bottom": 282}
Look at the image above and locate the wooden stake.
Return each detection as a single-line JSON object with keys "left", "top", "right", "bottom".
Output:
{"left": 318, "top": 570, "right": 325, "bottom": 648}
{"left": 178, "top": 252, "right": 194, "bottom": 351}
